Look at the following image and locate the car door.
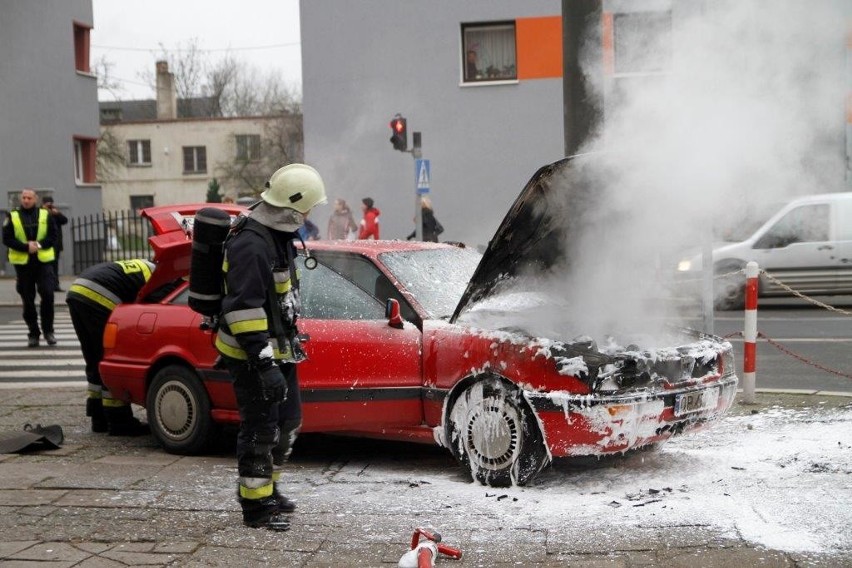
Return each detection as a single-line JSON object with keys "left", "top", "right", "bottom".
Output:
{"left": 296, "top": 256, "right": 423, "bottom": 432}
{"left": 752, "top": 203, "right": 835, "bottom": 294}
{"left": 831, "top": 197, "right": 852, "bottom": 293}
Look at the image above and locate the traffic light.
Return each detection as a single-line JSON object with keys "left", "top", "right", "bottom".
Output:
{"left": 390, "top": 115, "right": 407, "bottom": 151}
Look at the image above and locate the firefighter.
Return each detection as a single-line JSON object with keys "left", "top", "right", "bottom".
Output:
{"left": 66, "top": 259, "right": 161, "bottom": 436}
{"left": 215, "top": 163, "right": 326, "bottom": 531}
{"left": 2, "top": 188, "right": 58, "bottom": 347}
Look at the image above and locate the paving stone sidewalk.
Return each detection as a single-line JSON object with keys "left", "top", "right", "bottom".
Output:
{"left": 0, "top": 386, "right": 850, "bottom": 567}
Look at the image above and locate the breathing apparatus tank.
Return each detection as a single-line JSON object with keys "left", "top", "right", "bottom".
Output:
{"left": 188, "top": 207, "right": 233, "bottom": 317}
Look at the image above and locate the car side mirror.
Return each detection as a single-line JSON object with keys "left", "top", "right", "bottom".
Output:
{"left": 385, "top": 298, "right": 404, "bottom": 329}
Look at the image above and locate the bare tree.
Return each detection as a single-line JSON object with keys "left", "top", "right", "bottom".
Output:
{"left": 121, "top": 46, "right": 303, "bottom": 196}
{"left": 96, "top": 129, "right": 126, "bottom": 183}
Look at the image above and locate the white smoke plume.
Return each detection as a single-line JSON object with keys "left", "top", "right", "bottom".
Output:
{"left": 472, "top": 0, "right": 848, "bottom": 346}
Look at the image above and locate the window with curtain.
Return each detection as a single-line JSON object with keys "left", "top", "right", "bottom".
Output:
{"left": 461, "top": 21, "right": 517, "bottom": 83}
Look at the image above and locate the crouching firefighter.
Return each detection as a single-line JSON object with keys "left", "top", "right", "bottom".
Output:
{"left": 214, "top": 163, "right": 327, "bottom": 530}
{"left": 67, "top": 259, "right": 163, "bottom": 435}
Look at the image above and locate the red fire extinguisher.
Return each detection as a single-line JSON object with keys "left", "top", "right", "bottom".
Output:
{"left": 398, "top": 527, "right": 463, "bottom": 568}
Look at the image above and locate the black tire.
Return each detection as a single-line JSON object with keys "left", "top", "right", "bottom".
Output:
{"left": 146, "top": 365, "right": 213, "bottom": 455}
{"left": 445, "top": 377, "right": 549, "bottom": 487}
{"left": 714, "top": 262, "right": 747, "bottom": 311}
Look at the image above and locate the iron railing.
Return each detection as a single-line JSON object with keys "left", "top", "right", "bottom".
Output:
{"left": 70, "top": 210, "right": 153, "bottom": 273}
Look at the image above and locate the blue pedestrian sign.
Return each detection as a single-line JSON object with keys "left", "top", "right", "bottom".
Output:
{"left": 415, "top": 159, "right": 430, "bottom": 195}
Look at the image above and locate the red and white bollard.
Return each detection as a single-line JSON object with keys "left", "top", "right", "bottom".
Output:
{"left": 742, "top": 261, "right": 759, "bottom": 404}
{"left": 398, "top": 528, "right": 463, "bottom": 568}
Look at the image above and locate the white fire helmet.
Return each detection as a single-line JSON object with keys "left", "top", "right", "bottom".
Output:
{"left": 260, "top": 163, "right": 327, "bottom": 213}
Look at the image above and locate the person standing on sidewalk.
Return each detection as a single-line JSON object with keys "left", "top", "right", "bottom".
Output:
{"left": 41, "top": 196, "right": 68, "bottom": 292}
{"left": 358, "top": 197, "right": 380, "bottom": 240}
{"left": 215, "top": 163, "right": 327, "bottom": 531}
{"left": 2, "top": 188, "right": 58, "bottom": 347}
{"left": 326, "top": 198, "right": 358, "bottom": 240}
{"left": 66, "top": 259, "right": 164, "bottom": 436}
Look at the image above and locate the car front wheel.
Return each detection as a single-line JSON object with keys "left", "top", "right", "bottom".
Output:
{"left": 446, "top": 377, "right": 549, "bottom": 487}
{"left": 146, "top": 365, "right": 212, "bottom": 455}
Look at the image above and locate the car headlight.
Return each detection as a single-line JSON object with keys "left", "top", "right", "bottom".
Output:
{"left": 677, "top": 259, "right": 693, "bottom": 272}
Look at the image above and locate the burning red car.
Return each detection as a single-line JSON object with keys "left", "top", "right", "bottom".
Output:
{"left": 100, "top": 157, "right": 738, "bottom": 487}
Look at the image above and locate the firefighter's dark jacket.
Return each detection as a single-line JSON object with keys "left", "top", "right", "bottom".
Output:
{"left": 67, "top": 259, "right": 155, "bottom": 312}
{"left": 215, "top": 218, "right": 299, "bottom": 362}
{"left": 2, "top": 206, "right": 58, "bottom": 263}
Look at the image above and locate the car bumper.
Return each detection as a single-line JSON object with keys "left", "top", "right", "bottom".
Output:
{"left": 526, "top": 374, "right": 739, "bottom": 457}
{"left": 100, "top": 361, "right": 150, "bottom": 405}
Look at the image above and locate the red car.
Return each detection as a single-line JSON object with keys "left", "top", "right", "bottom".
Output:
{"left": 100, "top": 157, "right": 739, "bottom": 487}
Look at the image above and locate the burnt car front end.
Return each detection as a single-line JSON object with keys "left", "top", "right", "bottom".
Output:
{"left": 523, "top": 329, "right": 738, "bottom": 456}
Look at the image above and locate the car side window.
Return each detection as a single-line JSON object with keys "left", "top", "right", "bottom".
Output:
{"left": 296, "top": 256, "right": 385, "bottom": 320}
{"left": 169, "top": 260, "right": 385, "bottom": 320}
{"left": 311, "top": 251, "right": 420, "bottom": 323}
{"left": 755, "top": 204, "right": 830, "bottom": 249}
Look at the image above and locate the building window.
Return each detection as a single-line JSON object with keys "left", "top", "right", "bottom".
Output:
{"left": 235, "top": 134, "right": 262, "bottom": 161}
{"left": 183, "top": 146, "right": 207, "bottom": 174}
{"left": 73, "top": 21, "right": 91, "bottom": 73}
{"left": 613, "top": 11, "right": 672, "bottom": 74}
{"left": 127, "top": 140, "right": 152, "bottom": 166}
{"left": 461, "top": 21, "right": 517, "bottom": 83}
{"left": 130, "top": 195, "right": 155, "bottom": 214}
{"left": 100, "top": 108, "right": 122, "bottom": 122}
{"left": 74, "top": 137, "right": 97, "bottom": 184}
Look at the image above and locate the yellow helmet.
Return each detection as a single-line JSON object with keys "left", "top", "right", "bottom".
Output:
{"left": 260, "top": 163, "right": 327, "bottom": 213}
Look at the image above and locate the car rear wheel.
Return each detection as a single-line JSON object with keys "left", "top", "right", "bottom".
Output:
{"left": 446, "top": 377, "right": 549, "bottom": 487}
{"left": 146, "top": 365, "right": 212, "bottom": 455}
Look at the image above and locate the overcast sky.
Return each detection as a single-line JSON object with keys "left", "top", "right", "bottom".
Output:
{"left": 90, "top": 0, "right": 302, "bottom": 101}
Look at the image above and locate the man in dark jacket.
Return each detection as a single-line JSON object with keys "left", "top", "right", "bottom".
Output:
{"left": 66, "top": 259, "right": 165, "bottom": 436}
{"left": 2, "top": 188, "right": 58, "bottom": 347}
{"left": 42, "top": 196, "right": 68, "bottom": 291}
{"left": 215, "top": 163, "right": 327, "bottom": 531}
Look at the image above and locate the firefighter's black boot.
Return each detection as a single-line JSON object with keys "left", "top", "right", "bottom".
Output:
{"left": 105, "top": 405, "right": 149, "bottom": 437}
{"left": 273, "top": 489, "right": 297, "bottom": 513}
{"left": 86, "top": 397, "right": 108, "bottom": 433}
{"left": 240, "top": 496, "right": 291, "bottom": 531}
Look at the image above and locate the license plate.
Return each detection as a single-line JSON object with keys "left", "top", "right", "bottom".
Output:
{"left": 674, "top": 387, "right": 719, "bottom": 417}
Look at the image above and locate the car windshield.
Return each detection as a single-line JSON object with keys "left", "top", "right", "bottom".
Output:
{"left": 379, "top": 248, "right": 482, "bottom": 319}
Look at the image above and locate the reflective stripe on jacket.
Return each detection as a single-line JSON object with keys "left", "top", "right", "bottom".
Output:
{"left": 214, "top": 218, "right": 299, "bottom": 361}
{"left": 67, "top": 259, "right": 155, "bottom": 312}
{"left": 8, "top": 209, "right": 54, "bottom": 264}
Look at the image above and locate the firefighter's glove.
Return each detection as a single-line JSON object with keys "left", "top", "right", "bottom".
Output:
{"left": 255, "top": 358, "right": 287, "bottom": 403}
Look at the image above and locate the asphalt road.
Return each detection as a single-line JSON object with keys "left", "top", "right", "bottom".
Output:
{"left": 0, "top": 299, "right": 850, "bottom": 393}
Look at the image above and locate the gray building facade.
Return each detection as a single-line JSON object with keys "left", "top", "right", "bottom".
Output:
{"left": 0, "top": 0, "right": 100, "bottom": 275}
{"left": 301, "top": 1, "right": 852, "bottom": 248}
{"left": 301, "top": 1, "right": 564, "bottom": 247}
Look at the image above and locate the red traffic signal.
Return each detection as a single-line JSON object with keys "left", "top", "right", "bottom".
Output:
{"left": 390, "top": 115, "right": 407, "bottom": 151}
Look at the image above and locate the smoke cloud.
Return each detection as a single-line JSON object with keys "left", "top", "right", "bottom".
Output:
{"left": 470, "top": 0, "right": 848, "bottom": 346}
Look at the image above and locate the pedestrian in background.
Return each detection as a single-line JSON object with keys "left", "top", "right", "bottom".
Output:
{"left": 2, "top": 188, "right": 57, "bottom": 347}
{"left": 298, "top": 214, "right": 321, "bottom": 241}
{"left": 406, "top": 197, "right": 444, "bottom": 242}
{"left": 216, "top": 163, "right": 327, "bottom": 531}
{"left": 326, "top": 198, "right": 358, "bottom": 240}
{"left": 67, "top": 259, "right": 167, "bottom": 435}
{"left": 41, "top": 196, "right": 67, "bottom": 291}
{"left": 358, "top": 197, "right": 380, "bottom": 240}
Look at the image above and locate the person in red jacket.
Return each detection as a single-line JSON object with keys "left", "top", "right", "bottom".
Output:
{"left": 358, "top": 197, "right": 381, "bottom": 240}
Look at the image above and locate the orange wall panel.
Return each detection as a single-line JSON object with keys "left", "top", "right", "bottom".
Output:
{"left": 516, "top": 16, "right": 563, "bottom": 80}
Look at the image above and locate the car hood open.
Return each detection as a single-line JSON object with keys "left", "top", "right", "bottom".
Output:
{"left": 451, "top": 155, "right": 597, "bottom": 323}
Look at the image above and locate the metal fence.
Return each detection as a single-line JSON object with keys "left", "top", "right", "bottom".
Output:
{"left": 70, "top": 210, "right": 153, "bottom": 273}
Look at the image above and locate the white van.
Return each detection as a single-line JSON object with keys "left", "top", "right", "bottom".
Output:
{"left": 676, "top": 192, "right": 852, "bottom": 309}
